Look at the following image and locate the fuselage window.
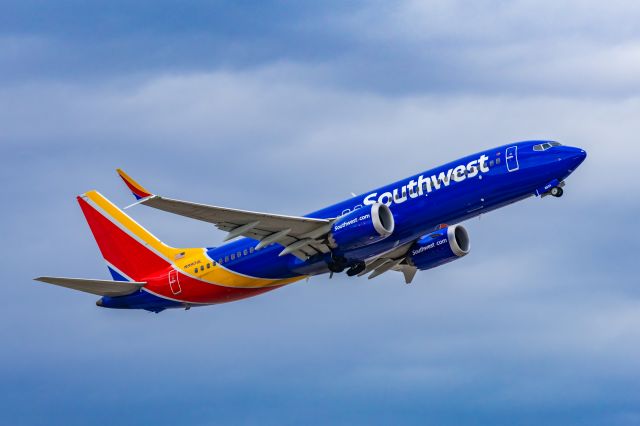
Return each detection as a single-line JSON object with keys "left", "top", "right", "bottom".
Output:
{"left": 194, "top": 268, "right": 198, "bottom": 274}
{"left": 219, "top": 258, "right": 223, "bottom": 264}
{"left": 230, "top": 254, "right": 235, "bottom": 260}
{"left": 226, "top": 255, "right": 230, "bottom": 262}
{"left": 490, "top": 160, "right": 495, "bottom": 167}
{"left": 200, "top": 265, "right": 204, "bottom": 271}
{"left": 243, "top": 249, "right": 248, "bottom": 256}
{"left": 249, "top": 247, "right": 254, "bottom": 254}
{"left": 237, "top": 251, "right": 241, "bottom": 258}
{"left": 206, "top": 263, "right": 210, "bottom": 269}
{"left": 496, "top": 158, "right": 501, "bottom": 165}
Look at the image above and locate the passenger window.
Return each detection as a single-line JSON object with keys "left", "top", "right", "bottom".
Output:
{"left": 200, "top": 265, "right": 204, "bottom": 271}
{"left": 249, "top": 247, "right": 254, "bottom": 254}
{"left": 206, "top": 263, "right": 210, "bottom": 269}
{"left": 225, "top": 256, "right": 229, "bottom": 262}
{"left": 496, "top": 158, "right": 501, "bottom": 165}
{"left": 490, "top": 160, "right": 495, "bottom": 166}
{"left": 230, "top": 254, "right": 235, "bottom": 260}
{"left": 243, "top": 249, "right": 248, "bottom": 256}
{"left": 218, "top": 258, "right": 223, "bottom": 264}
{"left": 194, "top": 268, "right": 198, "bottom": 274}
{"left": 237, "top": 251, "right": 241, "bottom": 258}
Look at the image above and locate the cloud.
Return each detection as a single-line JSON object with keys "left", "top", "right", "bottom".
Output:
{"left": 2, "top": 2, "right": 640, "bottom": 424}
{"left": 3, "top": 0, "right": 640, "bottom": 98}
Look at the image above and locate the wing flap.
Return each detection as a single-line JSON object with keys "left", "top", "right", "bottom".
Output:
{"left": 35, "top": 277, "right": 146, "bottom": 297}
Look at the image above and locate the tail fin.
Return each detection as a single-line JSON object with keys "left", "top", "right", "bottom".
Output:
{"left": 78, "top": 190, "right": 177, "bottom": 281}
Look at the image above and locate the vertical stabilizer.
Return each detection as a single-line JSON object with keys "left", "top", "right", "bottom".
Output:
{"left": 77, "top": 190, "right": 176, "bottom": 281}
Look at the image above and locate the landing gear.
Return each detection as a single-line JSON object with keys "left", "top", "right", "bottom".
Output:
{"left": 328, "top": 255, "right": 347, "bottom": 273}
{"left": 327, "top": 255, "right": 366, "bottom": 276}
{"left": 346, "top": 262, "right": 366, "bottom": 277}
{"left": 550, "top": 186, "right": 564, "bottom": 198}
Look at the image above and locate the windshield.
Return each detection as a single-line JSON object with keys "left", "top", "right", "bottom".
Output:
{"left": 533, "top": 142, "right": 562, "bottom": 151}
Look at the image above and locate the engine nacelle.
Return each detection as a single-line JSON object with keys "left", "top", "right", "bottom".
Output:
{"left": 328, "top": 203, "right": 394, "bottom": 251}
{"left": 407, "top": 225, "right": 470, "bottom": 271}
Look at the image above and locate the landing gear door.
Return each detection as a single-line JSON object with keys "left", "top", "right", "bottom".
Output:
{"left": 506, "top": 146, "right": 519, "bottom": 172}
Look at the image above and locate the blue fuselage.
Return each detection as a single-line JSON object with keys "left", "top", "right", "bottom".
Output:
{"left": 207, "top": 141, "right": 586, "bottom": 279}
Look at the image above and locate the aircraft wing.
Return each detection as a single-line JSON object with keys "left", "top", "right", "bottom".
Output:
{"left": 35, "top": 277, "right": 145, "bottom": 297}
{"left": 117, "top": 169, "right": 333, "bottom": 260}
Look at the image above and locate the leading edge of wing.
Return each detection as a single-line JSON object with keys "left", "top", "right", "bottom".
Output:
{"left": 115, "top": 169, "right": 330, "bottom": 234}
{"left": 143, "top": 196, "right": 330, "bottom": 228}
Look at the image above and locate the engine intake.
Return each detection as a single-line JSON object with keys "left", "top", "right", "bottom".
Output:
{"left": 407, "top": 225, "right": 470, "bottom": 271}
{"left": 328, "top": 203, "right": 394, "bottom": 251}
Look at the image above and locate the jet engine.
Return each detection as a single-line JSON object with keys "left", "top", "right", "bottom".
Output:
{"left": 407, "top": 225, "right": 470, "bottom": 271}
{"left": 328, "top": 203, "right": 394, "bottom": 251}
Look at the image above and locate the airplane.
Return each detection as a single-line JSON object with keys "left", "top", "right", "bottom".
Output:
{"left": 35, "top": 140, "right": 586, "bottom": 313}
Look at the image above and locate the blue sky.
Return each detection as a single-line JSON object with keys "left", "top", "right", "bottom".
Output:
{"left": 2, "top": 1, "right": 640, "bottom": 425}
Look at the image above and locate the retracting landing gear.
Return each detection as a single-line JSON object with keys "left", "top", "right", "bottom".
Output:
{"left": 550, "top": 187, "right": 564, "bottom": 198}
{"left": 346, "top": 262, "right": 366, "bottom": 277}
{"left": 328, "top": 255, "right": 366, "bottom": 276}
{"left": 536, "top": 179, "right": 565, "bottom": 198}
{"left": 328, "top": 255, "right": 347, "bottom": 273}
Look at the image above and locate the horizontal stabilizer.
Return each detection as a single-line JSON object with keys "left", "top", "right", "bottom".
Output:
{"left": 34, "top": 277, "right": 146, "bottom": 297}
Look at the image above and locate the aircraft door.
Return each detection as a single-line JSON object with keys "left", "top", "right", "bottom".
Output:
{"left": 506, "top": 146, "right": 519, "bottom": 172}
{"left": 168, "top": 269, "right": 182, "bottom": 295}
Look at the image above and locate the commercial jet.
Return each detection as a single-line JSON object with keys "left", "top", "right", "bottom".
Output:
{"left": 35, "top": 141, "right": 586, "bottom": 313}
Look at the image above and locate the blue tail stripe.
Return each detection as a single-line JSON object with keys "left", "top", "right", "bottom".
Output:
{"left": 108, "top": 266, "right": 129, "bottom": 282}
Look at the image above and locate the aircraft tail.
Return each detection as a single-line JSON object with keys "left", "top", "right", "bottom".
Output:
{"left": 77, "top": 190, "right": 177, "bottom": 282}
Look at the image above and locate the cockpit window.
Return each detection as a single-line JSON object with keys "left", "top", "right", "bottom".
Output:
{"left": 533, "top": 142, "right": 562, "bottom": 151}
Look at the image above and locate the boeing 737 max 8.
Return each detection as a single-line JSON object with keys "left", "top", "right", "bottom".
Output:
{"left": 35, "top": 140, "right": 587, "bottom": 312}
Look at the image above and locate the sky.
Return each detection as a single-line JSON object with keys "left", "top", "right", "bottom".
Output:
{"left": 1, "top": 0, "right": 640, "bottom": 424}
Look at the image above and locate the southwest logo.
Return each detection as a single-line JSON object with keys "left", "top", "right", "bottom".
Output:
{"left": 363, "top": 155, "right": 491, "bottom": 206}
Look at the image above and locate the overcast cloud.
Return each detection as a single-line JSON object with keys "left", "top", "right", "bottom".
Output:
{"left": 1, "top": 1, "right": 639, "bottom": 425}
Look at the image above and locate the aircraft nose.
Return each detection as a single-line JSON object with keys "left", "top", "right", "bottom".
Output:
{"left": 566, "top": 147, "right": 587, "bottom": 171}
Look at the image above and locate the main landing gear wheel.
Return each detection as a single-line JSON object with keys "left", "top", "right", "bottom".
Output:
{"left": 550, "top": 187, "right": 564, "bottom": 198}
{"left": 328, "top": 255, "right": 347, "bottom": 273}
{"left": 346, "top": 262, "right": 366, "bottom": 277}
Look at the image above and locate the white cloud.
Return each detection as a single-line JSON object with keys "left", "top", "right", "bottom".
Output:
{"left": 2, "top": 50, "right": 639, "bottom": 424}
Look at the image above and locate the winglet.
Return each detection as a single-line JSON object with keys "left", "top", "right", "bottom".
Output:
{"left": 116, "top": 169, "right": 153, "bottom": 200}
